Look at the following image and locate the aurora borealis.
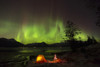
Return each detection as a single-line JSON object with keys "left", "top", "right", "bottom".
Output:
{"left": 0, "top": 0, "right": 100, "bottom": 44}
{"left": 0, "top": 18, "right": 88, "bottom": 44}
{"left": 16, "top": 18, "right": 88, "bottom": 44}
{"left": 15, "top": 18, "right": 66, "bottom": 44}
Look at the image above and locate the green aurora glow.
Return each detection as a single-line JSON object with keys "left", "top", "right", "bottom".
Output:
{"left": 0, "top": 0, "right": 99, "bottom": 44}
{"left": 15, "top": 18, "right": 88, "bottom": 44}
{"left": 15, "top": 19, "right": 66, "bottom": 44}
{"left": 0, "top": 18, "right": 91, "bottom": 44}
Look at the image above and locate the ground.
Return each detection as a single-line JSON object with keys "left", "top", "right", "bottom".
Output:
{"left": 0, "top": 43, "right": 100, "bottom": 67}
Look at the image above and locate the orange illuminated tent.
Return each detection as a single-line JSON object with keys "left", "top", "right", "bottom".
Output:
{"left": 36, "top": 55, "right": 47, "bottom": 63}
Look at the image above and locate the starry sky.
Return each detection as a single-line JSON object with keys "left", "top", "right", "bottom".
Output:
{"left": 0, "top": 0, "right": 99, "bottom": 44}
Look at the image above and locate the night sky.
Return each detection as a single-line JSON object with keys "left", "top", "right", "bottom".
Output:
{"left": 0, "top": 0, "right": 99, "bottom": 44}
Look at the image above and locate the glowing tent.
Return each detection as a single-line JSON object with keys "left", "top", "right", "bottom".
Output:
{"left": 36, "top": 55, "right": 47, "bottom": 63}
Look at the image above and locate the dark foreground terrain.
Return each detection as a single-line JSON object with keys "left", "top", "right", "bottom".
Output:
{"left": 26, "top": 43, "right": 100, "bottom": 67}
{"left": 0, "top": 43, "right": 100, "bottom": 67}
